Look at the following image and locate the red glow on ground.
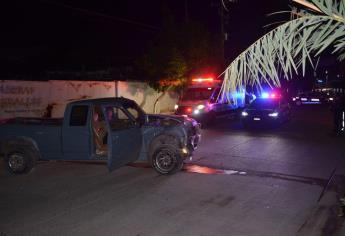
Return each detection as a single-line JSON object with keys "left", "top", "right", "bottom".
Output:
{"left": 184, "top": 165, "right": 223, "bottom": 174}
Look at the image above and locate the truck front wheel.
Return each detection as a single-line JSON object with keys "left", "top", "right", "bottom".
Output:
{"left": 151, "top": 144, "right": 183, "bottom": 175}
{"left": 5, "top": 147, "right": 36, "bottom": 174}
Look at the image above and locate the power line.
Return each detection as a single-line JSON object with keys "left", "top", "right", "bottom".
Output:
{"left": 37, "top": 0, "right": 160, "bottom": 31}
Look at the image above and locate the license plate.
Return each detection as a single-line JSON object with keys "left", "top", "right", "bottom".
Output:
{"left": 253, "top": 117, "right": 261, "bottom": 121}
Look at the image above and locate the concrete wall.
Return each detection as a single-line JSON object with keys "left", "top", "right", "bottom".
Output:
{"left": 0, "top": 80, "right": 178, "bottom": 119}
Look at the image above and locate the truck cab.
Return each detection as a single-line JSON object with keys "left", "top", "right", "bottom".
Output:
{"left": 175, "top": 77, "right": 245, "bottom": 125}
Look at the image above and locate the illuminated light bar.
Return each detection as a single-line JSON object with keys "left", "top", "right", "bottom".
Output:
{"left": 311, "top": 98, "right": 320, "bottom": 102}
{"left": 261, "top": 92, "right": 281, "bottom": 99}
{"left": 192, "top": 78, "right": 214, "bottom": 83}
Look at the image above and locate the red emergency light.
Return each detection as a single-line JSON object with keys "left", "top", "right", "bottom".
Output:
{"left": 192, "top": 77, "right": 214, "bottom": 83}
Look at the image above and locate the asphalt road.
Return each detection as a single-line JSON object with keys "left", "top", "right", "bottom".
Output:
{"left": 0, "top": 105, "right": 345, "bottom": 236}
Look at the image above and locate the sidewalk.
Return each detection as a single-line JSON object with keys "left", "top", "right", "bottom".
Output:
{"left": 296, "top": 187, "right": 345, "bottom": 235}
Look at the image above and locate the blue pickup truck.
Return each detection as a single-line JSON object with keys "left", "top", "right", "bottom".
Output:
{"left": 0, "top": 97, "right": 201, "bottom": 175}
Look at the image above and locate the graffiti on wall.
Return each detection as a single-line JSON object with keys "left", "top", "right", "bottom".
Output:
{"left": 0, "top": 80, "right": 178, "bottom": 119}
{"left": 0, "top": 84, "right": 45, "bottom": 117}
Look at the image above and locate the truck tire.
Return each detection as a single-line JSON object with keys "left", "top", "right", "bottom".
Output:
{"left": 4, "top": 146, "right": 36, "bottom": 174}
{"left": 151, "top": 144, "right": 183, "bottom": 175}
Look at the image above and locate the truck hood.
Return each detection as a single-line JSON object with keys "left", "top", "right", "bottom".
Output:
{"left": 145, "top": 114, "right": 199, "bottom": 134}
{"left": 146, "top": 114, "right": 185, "bottom": 127}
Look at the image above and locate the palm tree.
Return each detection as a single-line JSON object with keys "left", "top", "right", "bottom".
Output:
{"left": 220, "top": 0, "right": 345, "bottom": 101}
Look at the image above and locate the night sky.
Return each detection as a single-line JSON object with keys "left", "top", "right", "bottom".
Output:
{"left": 0, "top": 0, "right": 302, "bottom": 77}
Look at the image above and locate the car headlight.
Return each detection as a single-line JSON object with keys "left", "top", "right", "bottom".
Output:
{"left": 196, "top": 104, "right": 205, "bottom": 110}
{"left": 193, "top": 109, "right": 200, "bottom": 114}
{"left": 241, "top": 111, "right": 248, "bottom": 116}
{"left": 268, "top": 112, "right": 279, "bottom": 117}
{"left": 174, "top": 104, "right": 179, "bottom": 110}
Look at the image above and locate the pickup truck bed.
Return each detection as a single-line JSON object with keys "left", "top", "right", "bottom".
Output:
{"left": 4, "top": 117, "right": 63, "bottom": 126}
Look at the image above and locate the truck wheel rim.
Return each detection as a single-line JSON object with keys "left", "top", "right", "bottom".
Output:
{"left": 155, "top": 149, "right": 176, "bottom": 172}
{"left": 8, "top": 153, "right": 26, "bottom": 172}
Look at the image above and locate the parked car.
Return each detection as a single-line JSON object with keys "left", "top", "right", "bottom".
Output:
{"left": 0, "top": 97, "right": 201, "bottom": 175}
{"left": 292, "top": 92, "right": 325, "bottom": 105}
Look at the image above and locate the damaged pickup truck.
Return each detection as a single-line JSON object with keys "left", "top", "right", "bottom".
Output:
{"left": 0, "top": 97, "right": 201, "bottom": 175}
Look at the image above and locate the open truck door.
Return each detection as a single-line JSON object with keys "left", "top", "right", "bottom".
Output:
{"left": 103, "top": 105, "right": 142, "bottom": 171}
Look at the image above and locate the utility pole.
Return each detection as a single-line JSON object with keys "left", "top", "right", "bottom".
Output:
{"left": 184, "top": 0, "right": 189, "bottom": 24}
{"left": 215, "top": 0, "right": 236, "bottom": 67}
{"left": 220, "top": 3, "right": 225, "bottom": 67}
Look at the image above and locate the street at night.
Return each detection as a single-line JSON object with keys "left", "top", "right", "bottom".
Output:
{"left": 1, "top": 0, "right": 345, "bottom": 235}
{"left": 1, "top": 105, "right": 344, "bottom": 235}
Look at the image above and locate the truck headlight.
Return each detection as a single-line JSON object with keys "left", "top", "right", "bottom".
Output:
{"left": 241, "top": 111, "right": 248, "bottom": 116}
{"left": 174, "top": 104, "right": 179, "bottom": 110}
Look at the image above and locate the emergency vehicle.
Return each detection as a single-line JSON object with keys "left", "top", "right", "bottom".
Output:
{"left": 174, "top": 77, "right": 245, "bottom": 125}
{"left": 241, "top": 91, "right": 292, "bottom": 127}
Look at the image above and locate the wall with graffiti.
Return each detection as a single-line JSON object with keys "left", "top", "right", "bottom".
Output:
{"left": 0, "top": 80, "right": 178, "bottom": 119}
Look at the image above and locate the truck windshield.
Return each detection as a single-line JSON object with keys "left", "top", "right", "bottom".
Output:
{"left": 182, "top": 88, "right": 214, "bottom": 101}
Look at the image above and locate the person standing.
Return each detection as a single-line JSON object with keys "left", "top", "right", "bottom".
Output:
{"left": 341, "top": 93, "right": 345, "bottom": 132}
{"left": 331, "top": 93, "right": 345, "bottom": 134}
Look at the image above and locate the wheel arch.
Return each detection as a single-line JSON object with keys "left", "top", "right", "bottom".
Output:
{"left": 148, "top": 133, "right": 182, "bottom": 160}
{"left": 1, "top": 136, "right": 41, "bottom": 161}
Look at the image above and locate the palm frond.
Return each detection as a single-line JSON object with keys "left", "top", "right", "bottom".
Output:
{"left": 221, "top": 0, "right": 345, "bottom": 102}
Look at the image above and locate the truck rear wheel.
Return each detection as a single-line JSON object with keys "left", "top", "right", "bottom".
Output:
{"left": 151, "top": 144, "right": 183, "bottom": 175}
{"left": 4, "top": 147, "right": 36, "bottom": 174}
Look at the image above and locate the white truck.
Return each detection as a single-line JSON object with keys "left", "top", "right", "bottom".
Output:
{"left": 174, "top": 77, "right": 245, "bottom": 126}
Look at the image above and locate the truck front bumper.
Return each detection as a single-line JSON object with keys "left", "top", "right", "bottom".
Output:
{"left": 185, "top": 122, "right": 201, "bottom": 157}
